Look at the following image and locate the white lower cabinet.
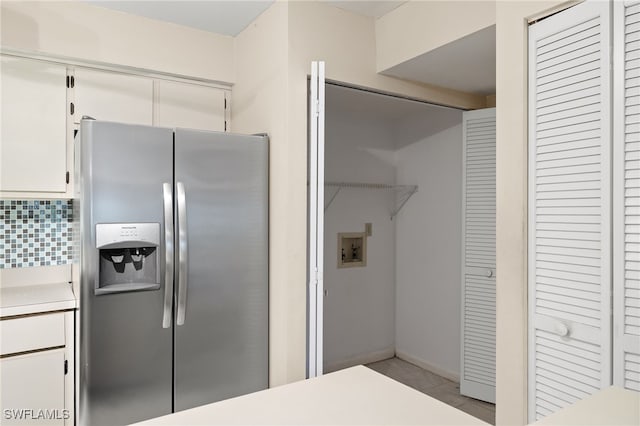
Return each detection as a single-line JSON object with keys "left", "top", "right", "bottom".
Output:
{"left": 0, "top": 312, "right": 74, "bottom": 426}
{"left": 1, "top": 350, "right": 66, "bottom": 426}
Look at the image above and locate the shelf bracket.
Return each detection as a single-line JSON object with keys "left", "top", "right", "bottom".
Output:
{"left": 324, "top": 186, "right": 342, "bottom": 211}
{"left": 391, "top": 185, "right": 418, "bottom": 220}
{"left": 323, "top": 182, "right": 418, "bottom": 219}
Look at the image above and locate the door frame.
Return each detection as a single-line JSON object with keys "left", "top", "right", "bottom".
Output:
{"left": 308, "top": 61, "right": 325, "bottom": 378}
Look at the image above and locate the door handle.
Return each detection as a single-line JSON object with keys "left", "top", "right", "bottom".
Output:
{"left": 554, "top": 321, "right": 569, "bottom": 337}
{"left": 162, "top": 183, "right": 174, "bottom": 329}
{"left": 176, "top": 182, "right": 188, "bottom": 326}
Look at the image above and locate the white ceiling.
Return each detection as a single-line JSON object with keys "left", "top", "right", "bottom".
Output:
{"left": 382, "top": 25, "right": 496, "bottom": 96}
{"left": 85, "top": 1, "right": 406, "bottom": 37}
{"left": 325, "top": 1, "right": 406, "bottom": 18}
{"left": 326, "top": 83, "right": 462, "bottom": 148}
{"left": 327, "top": 83, "right": 445, "bottom": 123}
{"left": 86, "top": 1, "right": 275, "bottom": 36}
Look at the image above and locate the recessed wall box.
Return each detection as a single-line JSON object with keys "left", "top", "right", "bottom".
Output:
{"left": 365, "top": 223, "right": 372, "bottom": 236}
{"left": 338, "top": 232, "right": 367, "bottom": 268}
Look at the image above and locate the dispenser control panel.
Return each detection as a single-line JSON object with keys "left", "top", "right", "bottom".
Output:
{"left": 96, "top": 223, "right": 160, "bottom": 249}
{"left": 120, "top": 228, "right": 139, "bottom": 238}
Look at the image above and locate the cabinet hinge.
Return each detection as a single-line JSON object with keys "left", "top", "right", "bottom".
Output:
{"left": 64, "top": 360, "right": 68, "bottom": 375}
{"left": 70, "top": 102, "right": 74, "bottom": 115}
{"left": 70, "top": 76, "right": 75, "bottom": 88}
{"left": 224, "top": 98, "right": 227, "bottom": 110}
{"left": 224, "top": 121, "right": 227, "bottom": 132}
{"left": 66, "top": 76, "right": 70, "bottom": 88}
{"left": 65, "top": 171, "right": 70, "bottom": 184}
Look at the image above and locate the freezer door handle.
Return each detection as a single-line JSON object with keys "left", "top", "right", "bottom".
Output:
{"left": 162, "top": 183, "right": 174, "bottom": 329}
{"left": 176, "top": 181, "right": 188, "bottom": 326}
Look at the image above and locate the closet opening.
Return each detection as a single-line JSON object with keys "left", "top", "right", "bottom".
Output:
{"left": 307, "top": 79, "right": 496, "bottom": 424}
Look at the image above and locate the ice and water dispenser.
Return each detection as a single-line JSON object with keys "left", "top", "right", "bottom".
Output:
{"left": 95, "top": 223, "right": 161, "bottom": 295}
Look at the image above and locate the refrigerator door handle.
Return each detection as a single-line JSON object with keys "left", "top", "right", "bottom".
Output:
{"left": 162, "top": 183, "right": 174, "bottom": 329}
{"left": 176, "top": 181, "right": 188, "bottom": 326}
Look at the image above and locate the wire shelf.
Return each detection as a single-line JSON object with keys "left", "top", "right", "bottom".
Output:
{"left": 324, "top": 182, "right": 418, "bottom": 219}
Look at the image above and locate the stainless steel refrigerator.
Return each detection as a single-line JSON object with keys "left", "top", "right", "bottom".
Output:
{"left": 75, "top": 119, "right": 268, "bottom": 425}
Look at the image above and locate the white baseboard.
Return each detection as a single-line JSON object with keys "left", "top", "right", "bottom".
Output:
{"left": 324, "top": 347, "right": 395, "bottom": 373}
{"left": 395, "top": 350, "right": 460, "bottom": 383}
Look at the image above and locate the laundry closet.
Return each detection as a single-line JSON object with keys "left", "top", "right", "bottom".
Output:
{"left": 310, "top": 82, "right": 496, "bottom": 403}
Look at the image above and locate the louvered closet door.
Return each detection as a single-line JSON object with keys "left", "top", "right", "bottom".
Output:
{"left": 614, "top": 0, "right": 640, "bottom": 392}
{"left": 461, "top": 107, "right": 496, "bottom": 404}
{"left": 528, "top": 1, "right": 612, "bottom": 421}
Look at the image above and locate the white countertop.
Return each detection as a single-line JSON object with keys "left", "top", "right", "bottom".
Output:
{"left": 0, "top": 282, "right": 77, "bottom": 317}
{"left": 135, "top": 365, "right": 489, "bottom": 426}
{"left": 532, "top": 386, "right": 639, "bottom": 425}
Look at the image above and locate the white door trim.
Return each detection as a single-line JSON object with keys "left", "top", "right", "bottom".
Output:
{"left": 308, "top": 61, "right": 325, "bottom": 378}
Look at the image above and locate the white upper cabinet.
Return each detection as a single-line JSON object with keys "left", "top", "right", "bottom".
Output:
{"left": 0, "top": 56, "right": 68, "bottom": 193}
{"left": 1, "top": 58, "right": 229, "bottom": 198}
{"left": 154, "top": 80, "right": 226, "bottom": 132}
{"left": 73, "top": 68, "right": 153, "bottom": 125}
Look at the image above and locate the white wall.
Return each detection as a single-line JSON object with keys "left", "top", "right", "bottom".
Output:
{"left": 0, "top": 1, "right": 234, "bottom": 83}
{"left": 287, "top": 1, "right": 487, "bottom": 112}
{"left": 375, "top": 1, "right": 496, "bottom": 73}
{"left": 323, "top": 108, "right": 396, "bottom": 372}
{"left": 231, "top": 2, "right": 308, "bottom": 388}
{"left": 395, "top": 119, "right": 463, "bottom": 380}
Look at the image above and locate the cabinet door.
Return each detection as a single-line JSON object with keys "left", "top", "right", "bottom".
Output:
{"left": 154, "top": 80, "right": 226, "bottom": 131}
{"left": 0, "top": 349, "right": 66, "bottom": 425}
{"left": 0, "top": 56, "right": 67, "bottom": 193}
{"left": 460, "top": 107, "right": 496, "bottom": 404}
{"left": 73, "top": 68, "right": 153, "bottom": 125}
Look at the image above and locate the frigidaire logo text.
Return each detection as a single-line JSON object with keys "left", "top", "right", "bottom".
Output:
{"left": 3, "top": 408, "right": 70, "bottom": 420}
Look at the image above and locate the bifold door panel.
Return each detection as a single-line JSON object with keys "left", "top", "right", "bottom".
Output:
{"left": 461, "top": 108, "right": 496, "bottom": 404}
{"left": 528, "top": 1, "right": 613, "bottom": 421}
{"left": 613, "top": 0, "right": 640, "bottom": 393}
{"left": 308, "top": 61, "right": 325, "bottom": 378}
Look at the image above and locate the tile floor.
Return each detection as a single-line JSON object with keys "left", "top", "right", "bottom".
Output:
{"left": 366, "top": 357, "right": 496, "bottom": 425}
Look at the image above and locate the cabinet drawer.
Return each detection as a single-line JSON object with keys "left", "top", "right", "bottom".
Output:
{"left": 0, "top": 313, "right": 65, "bottom": 356}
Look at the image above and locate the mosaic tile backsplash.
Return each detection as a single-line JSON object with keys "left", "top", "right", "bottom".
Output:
{"left": 0, "top": 200, "right": 74, "bottom": 269}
